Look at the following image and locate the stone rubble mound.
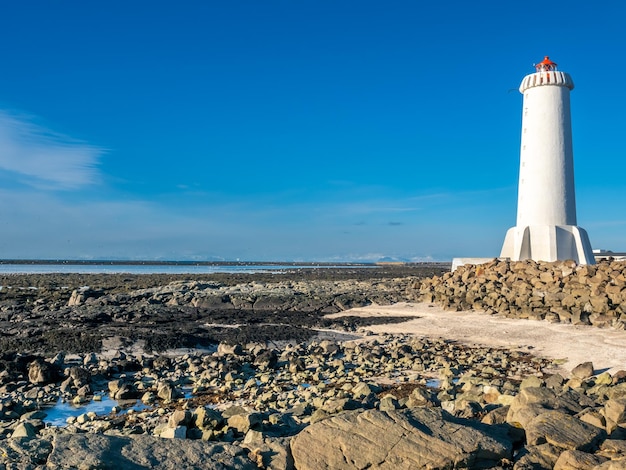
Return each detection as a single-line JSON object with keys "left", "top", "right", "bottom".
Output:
{"left": 415, "top": 258, "right": 626, "bottom": 327}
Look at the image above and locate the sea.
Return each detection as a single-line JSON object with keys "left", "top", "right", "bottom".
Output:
{"left": 0, "top": 261, "right": 378, "bottom": 275}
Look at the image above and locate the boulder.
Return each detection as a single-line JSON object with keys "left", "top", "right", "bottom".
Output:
{"left": 290, "top": 408, "right": 512, "bottom": 469}
{"left": 194, "top": 407, "right": 224, "bottom": 430}
{"left": 513, "top": 443, "right": 562, "bottom": 470}
{"left": 254, "top": 349, "right": 278, "bottom": 369}
{"left": 217, "top": 343, "right": 243, "bottom": 356}
{"left": 351, "top": 382, "right": 375, "bottom": 399}
{"left": 593, "top": 458, "right": 626, "bottom": 469}
{"left": 28, "top": 360, "right": 56, "bottom": 384}
{"left": 604, "top": 398, "right": 626, "bottom": 427}
{"left": 68, "top": 366, "right": 91, "bottom": 387}
{"left": 160, "top": 426, "right": 187, "bottom": 439}
{"left": 110, "top": 382, "right": 138, "bottom": 400}
{"left": 11, "top": 422, "right": 37, "bottom": 439}
{"left": 572, "top": 362, "right": 595, "bottom": 380}
{"left": 405, "top": 386, "right": 433, "bottom": 408}
{"left": 168, "top": 409, "right": 192, "bottom": 428}
{"left": 45, "top": 433, "right": 257, "bottom": 469}
{"left": 67, "top": 289, "right": 85, "bottom": 306}
{"left": 553, "top": 449, "right": 607, "bottom": 469}
{"left": 227, "top": 412, "right": 263, "bottom": 434}
{"left": 0, "top": 437, "right": 52, "bottom": 466}
{"left": 525, "top": 410, "right": 605, "bottom": 451}
{"left": 241, "top": 434, "right": 293, "bottom": 470}
{"left": 507, "top": 403, "right": 550, "bottom": 430}
{"left": 157, "top": 381, "right": 181, "bottom": 401}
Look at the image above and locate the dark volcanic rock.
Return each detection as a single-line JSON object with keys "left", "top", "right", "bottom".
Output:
{"left": 0, "top": 266, "right": 444, "bottom": 354}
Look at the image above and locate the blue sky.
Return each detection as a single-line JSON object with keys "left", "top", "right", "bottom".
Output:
{"left": 0, "top": 1, "right": 624, "bottom": 261}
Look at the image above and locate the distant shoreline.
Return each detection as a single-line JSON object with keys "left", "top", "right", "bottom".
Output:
{"left": 0, "top": 259, "right": 450, "bottom": 267}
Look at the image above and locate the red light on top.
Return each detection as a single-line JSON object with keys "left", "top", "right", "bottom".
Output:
{"left": 535, "top": 56, "right": 558, "bottom": 72}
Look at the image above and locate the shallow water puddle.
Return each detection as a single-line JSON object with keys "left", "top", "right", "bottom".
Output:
{"left": 425, "top": 379, "right": 441, "bottom": 388}
{"left": 43, "top": 396, "right": 148, "bottom": 427}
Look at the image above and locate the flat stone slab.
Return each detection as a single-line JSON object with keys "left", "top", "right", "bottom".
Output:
{"left": 525, "top": 410, "right": 606, "bottom": 451}
{"left": 290, "top": 408, "right": 512, "bottom": 470}
{"left": 45, "top": 433, "right": 256, "bottom": 469}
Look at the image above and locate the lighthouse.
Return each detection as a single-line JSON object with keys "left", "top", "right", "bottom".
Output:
{"left": 500, "top": 56, "right": 595, "bottom": 264}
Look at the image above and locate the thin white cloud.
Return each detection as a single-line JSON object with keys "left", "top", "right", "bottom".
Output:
{"left": 0, "top": 111, "right": 104, "bottom": 189}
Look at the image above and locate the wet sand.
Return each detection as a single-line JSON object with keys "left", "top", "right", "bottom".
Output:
{"left": 329, "top": 302, "right": 626, "bottom": 376}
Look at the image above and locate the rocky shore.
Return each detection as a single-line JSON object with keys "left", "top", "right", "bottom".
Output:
{"left": 1, "top": 263, "right": 626, "bottom": 469}
{"left": 0, "top": 265, "right": 443, "bottom": 354}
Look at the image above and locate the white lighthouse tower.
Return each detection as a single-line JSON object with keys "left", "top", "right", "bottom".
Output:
{"left": 500, "top": 56, "right": 595, "bottom": 264}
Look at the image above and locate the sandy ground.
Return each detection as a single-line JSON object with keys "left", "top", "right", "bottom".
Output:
{"left": 329, "top": 302, "right": 626, "bottom": 377}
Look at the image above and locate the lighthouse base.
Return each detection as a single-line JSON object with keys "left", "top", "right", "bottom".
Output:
{"left": 500, "top": 225, "right": 595, "bottom": 265}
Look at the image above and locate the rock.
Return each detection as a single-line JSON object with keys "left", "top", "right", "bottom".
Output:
{"left": 68, "top": 289, "right": 85, "bottom": 306}
{"left": 596, "top": 372, "right": 614, "bottom": 386}
{"left": 161, "top": 426, "right": 187, "bottom": 439}
{"left": 513, "top": 443, "right": 562, "bottom": 470}
{"left": 525, "top": 410, "right": 606, "bottom": 451}
{"left": 579, "top": 409, "right": 607, "bottom": 430}
{"left": 506, "top": 386, "right": 584, "bottom": 428}
{"left": 217, "top": 343, "right": 243, "bottom": 356}
{"left": 113, "top": 382, "right": 137, "bottom": 400}
{"left": 513, "top": 386, "right": 559, "bottom": 407}
{"left": 222, "top": 405, "right": 250, "bottom": 418}
{"left": 507, "top": 403, "right": 551, "bottom": 430}
{"left": 108, "top": 378, "right": 123, "bottom": 395}
{"left": 153, "top": 356, "right": 172, "bottom": 370}
{"left": 0, "top": 437, "right": 52, "bottom": 466}
{"left": 45, "top": 433, "right": 257, "bottom": 469}
{"left": 241, "top": 435, "right": 294, "bottom": 470}
{"left": 378, "top": 395, "right": 398, "bottom": 411}
{"left": 319, "top": 340, "right": 340, "bottom": 355}
{"left": 351, "top": 382, "right": 374, "bottom": 399}
{"left": 309, "top": 409, "right": 330, "bottom": 424}
{"left": 290, "top": 408, "right": 512, "bottom": 470}
{"left": 68, "top": 366, "right": 91, "bottom": 387}
{"left": 289, "top": 358, "right": 306, "bottom": 373}
{"left": 553, "top": 449, "right": 607, "bottom": 469}
{"left": 11, "top": 422, "right": 37, "bottom": 438}
{"left": 481, "top": 406, "right": 509, "bottom": 425}
{"left": 545, "top": 373, "right": 566, "bottom": 389}
{"left": 157, "top": 381, "right": 181, "bottom": 401}
{"left": 572, "top": 362, "right": 595, "bottom": 380}
{"left": 593, "top": 458, "right": 626, "bottom": 469}
{"left": 520, "top": 376, "right": 544, "bottom": 389}
{"left": 227, "top": 412, "right": 263, "bottom": 434}
{"left": 406, "top": 387, "right": 433, "bottom": 408}
{"left": 168, "top": 409, "right": 192, "bottom": 428}
{"left": 194, "top": 407, "right": 224, "bottom": 430}
{"left": 28, "top": 360, "right": 56, "bottom": 384}
{"left": 83, "top": 352, "right": 98, "bottom": 365}
{"left": 604, "top": 398, "right": 626, "bottom": 427}
{"left": 599, "top": 438, "right": 626, "bottom": 457}
{"left": 323, "top": 398, "right": 355, "bottom": 414}
{"left": 76, "top": 383, "right": 92, "bottom": 397}
{"left": 613, "top": 371, "right": 626, "bottom": 385}
{"left": 254, "top": 349, "right": 278, "bottom": 369}
{"left": 141, "top": 391, "right": 156, "bottom": 404}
